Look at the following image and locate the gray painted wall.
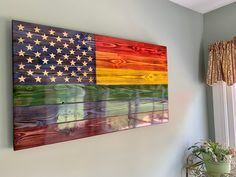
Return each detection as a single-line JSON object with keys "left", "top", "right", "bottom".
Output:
{"left": 203, "top": 2, "right": 236, "bottom": 140}
{"left": 0, "top": 0, "right": 208, "bottom": 177}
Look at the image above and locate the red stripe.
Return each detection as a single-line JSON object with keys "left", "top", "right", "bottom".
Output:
{"left": 95, "top": 35, "right": 167, "bottom": 59}
{"left": 14, "top": 111, "right": 168, "bottom": 150}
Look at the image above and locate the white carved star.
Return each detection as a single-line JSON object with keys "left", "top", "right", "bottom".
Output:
{"left": 63, "top": 32, "right": 68, "bottom": 37}
{"left": 17, "top": 24, "right": 24, "bottom": 31}
{"left": 50, "top": 76, "right": 56, "bottom": 82}
{"left": 57, "top": 71, "right": 63, "bottom": 76}
{"left": 88, "top": 67, "right": 93, "bottom": 72}
{"left": 34, "top": 27, "right": 41, "bottom": 33}
{"left": 50, "top": 53, "right": 55, "bottom": 59}
{"left": 18, "top": 37, "right": 24, "bottom": 43}
{"left": 50, "top": 65, "right": 56, "bottom": 70}
{"left": 35, "top": 76, "right": 42, "bottom": 82}
{"left": 42, "top": 46, "right": 48, "bottom": 52}
{"left": 56, "top": 36, "right": 62, "bottom": 42}
{"left": 69, "top": 38, "right": 74, "bottom": 44}
{"left": 35, "top": 64, "right": 41, "bottom": 70}
{"left": 76, "top": 45, "right": 81, "bottom": 50}
{"left": 77, "top": 77, "right": 82, "bottom": 82}
{"left": 64, "top": 77, "right": 70, "bottom": 82}
{"left": 27, "top": 70, "right": 34, "bottom": 76}
{"left": 83, "top": 72, "right": 88, "bottom": 77}
{"left": 64, "top": 65, "right": 69, "bottom": 71}
{"left": 26, "top": 32, "right": 33, "bottom": 38}
{"left": 18, "top": 76, "right": 26, "bottom": 82}
{"left": 89, "top": 77, "right": 93, "bottom": 82}
{"left": 41, "top": 34, "right": 48, "bottom": 40}
{"left": 88, "top": 56, "right": 93, "bottom": 62}
{"left": 88, "top": 35, "right": 92, "bottom": 41}
{"left": 82, "top": 51, "right": 87, "bottom": 56}
{"left": 75, "top": 34, "right": 80, "bottom": 39}
{"left": 63, "top": 54, "right": 69, "bottom": 60}
{"left": 71, "top": 71, "right": 77, "bottom": 77}
{"left": 63, "top": 43, "right": 69, "bottom": 48}
{"left": 70, "top": 60, "right": 76, "bottom": 66}
{"left": 26, "top": 44, "right": 33, "bottom": 51}
{"left": 83, "top": 61, "right": 88, "bottom": 66}
{"left": 82, "top": 40, "right": 86, "bottom": 45}
{"left": 88, "top": 46, "right": 92, "bottom": 51}
{"left": 18, "top": 50, "right": 25, "bottom": 56}
{"left": 76, "top": 55, "right": 81, "bottom": 61}
{"left": 27, "top": 57, "right": 34, "bottom": 63}
{"left": 43, "top": 70, "right": 49, "bottom": 76}
{"left": 18, "top": 63, "right": 25, "bottom": 69}
{"left": 34, "top": 39, "right": 41, "bottom": 45}
{"left": 49, "top": 41, "right": 55, "bottom": 46}
{"left": 57, "top": 59, "right": 63, "bottom": 65}
{"left": 70, "top": 49, "right": 75, "bottom": 55}
{"left": 49, "top": 29, "right": 56, "bottom": 35}
{"left": 34, "top": 51, "right": 41, "bottom": 58}
{"left": 42, "top": 58, "right": 49, "bottom": 64}
{"left": 57, "top": 48, "right": 62, "bottom": 53}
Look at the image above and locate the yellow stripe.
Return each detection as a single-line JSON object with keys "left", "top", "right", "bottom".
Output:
{"left": 96, "top": 68, "right": 168, "bottom": 85}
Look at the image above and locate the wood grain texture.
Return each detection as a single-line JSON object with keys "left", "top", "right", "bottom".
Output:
{"left": 95, "top": 35, "right": 167, "bottom": 58}
{"left": 95, "top": 35, "right": 168, "bottom": 85}
{"left": 12, "top": 20, "right": 169, "bottom": 150}
{"left": 14, "top": 84, "right": 168, "bottom": 106}
{"left": 96, "top": 68, "right": 167, "bottom": 85}
{"left": 14, "top": 110, "right": 168, "bottom": 150}
{"left": 14, "top": 99, "right": 168, "bottom": 128}
{"left": 96, "top": 51, "right": 167, "bottom": 71}
{"left": 12, "top": 20, "right": 96, "bottom": 85}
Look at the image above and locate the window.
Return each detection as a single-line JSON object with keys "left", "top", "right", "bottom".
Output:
{"left": 213, "top": 82, "right": 236, "bottom": 147}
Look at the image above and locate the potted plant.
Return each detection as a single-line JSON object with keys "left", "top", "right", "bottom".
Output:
{"left": 188, "top": 141, "right": 236, "bottom": 177}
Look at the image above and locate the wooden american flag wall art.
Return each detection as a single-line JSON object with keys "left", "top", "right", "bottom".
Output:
{"left": 13, "top": 20, "right": 168, "bottom": 150}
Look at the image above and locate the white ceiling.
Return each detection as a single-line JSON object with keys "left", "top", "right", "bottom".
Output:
{"left": 170, "top": 0, "right": 236, "bottom": 13}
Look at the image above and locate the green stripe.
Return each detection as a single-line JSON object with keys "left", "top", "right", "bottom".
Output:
{"left": 14, "top": 84, "right": 168, "bottom": 106}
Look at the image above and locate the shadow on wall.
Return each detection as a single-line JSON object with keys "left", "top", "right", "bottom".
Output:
{"left": 198, "top": 39, "right": 205, "bottom": 83}
{"left": 0, "top": 17, "right": 13, "bottom": 149}
{"left": 199, "top": 36, "right": 215, "bottom": 141}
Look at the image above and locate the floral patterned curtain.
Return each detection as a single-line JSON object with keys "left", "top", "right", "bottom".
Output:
{"left": 206, "top": 37, "right": 236, "bottom": 86}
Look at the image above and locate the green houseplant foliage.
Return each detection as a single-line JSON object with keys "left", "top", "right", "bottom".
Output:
{"left": 188, "top": 141, "right": 236, "bottom": 177}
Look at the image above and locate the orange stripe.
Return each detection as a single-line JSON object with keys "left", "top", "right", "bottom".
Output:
{"left": 96, "top": 51, "right": 167, "bottom": 71}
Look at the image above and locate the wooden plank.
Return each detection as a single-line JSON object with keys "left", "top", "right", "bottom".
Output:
{"left": 14, "top": 99, "right": 168, "bottom": 128}
{"left": 12, "top": 20, "right": 169, "bottom": 150}
{"left": 12, "top": 20, "right": 96, "bottom": 85}
{"left": 14, "top": 84, "right": 168, "bottom": 106}
{"left": 96, "top": 68, "right": 168, "bottom": 85}
{"left": 95, "top": 35, "right": 167, "bottom": 58}
{"left": 13, "top": 71, "right": 94, "bottom": 86}
{"left": 14, "top": 110, "right": 168, "bottom": 150}
{"left": 96, "top": 51, "right": 167, "bottom": 71}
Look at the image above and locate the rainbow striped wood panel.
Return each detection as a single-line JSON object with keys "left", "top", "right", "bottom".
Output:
{"left": 13, "top": 20, "right": 168, "bottom": 150}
